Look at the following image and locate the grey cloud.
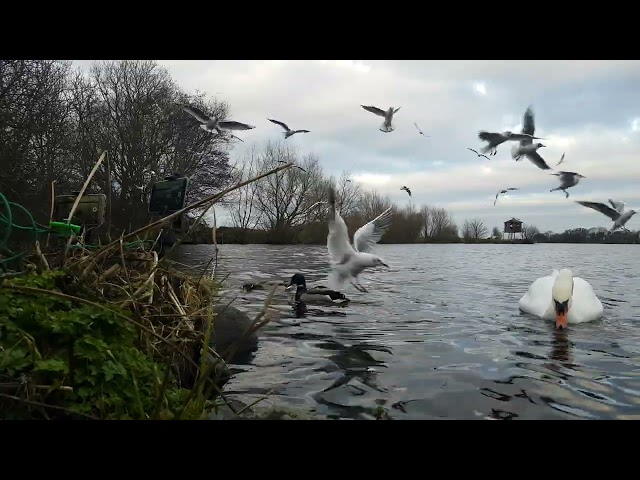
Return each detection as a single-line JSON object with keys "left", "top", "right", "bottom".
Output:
{"left": 72, "top": 60, "right": 640, "bottom": 233}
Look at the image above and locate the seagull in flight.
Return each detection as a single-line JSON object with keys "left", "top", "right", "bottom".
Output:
{"left": 467, "top": 147, "right": 491, "bottom": 160}
{"left": 477, "top": 129, "right": 542, "bottom": 156}
{"left": 511, "top": 142, "right": 551, "bottom": 170}
{"left": 401, "top": 186, "right": 411, "bottom": 197}
{"left": 494, "top": 187, "right": 519, "bottom": 206}
{"left": 556, "top": 152, "right": 566, "bottom": 166}
{"left": 575, "top": 199, "right": 637, "bottom": 233}
{"left": 512, "top": 105, "right": 538, "bottom": 160}
{"left": 414, "top": 123, "right": 429, "bottom": 137}
{"left": 361, "top": 105, "right": 402, "bottom": 133}
{"left": 550, "top": 170, "right": 585, "bottom": 198}
{"left": 326, "top": 187, "right": 393, "bottom": 293}
{"left": 183, "top": 105, "right": 255, "bottom": 136}
{"left": 267, "top": 118, "right": 310, "bottom": 139}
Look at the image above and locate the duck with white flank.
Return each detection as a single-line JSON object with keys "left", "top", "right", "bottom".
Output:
{"left": 326, "top": 186, "right": 393, "bottom": 293}
{"left": 550, "top": 170, "right": 585, "bottom": 198}
{"left": 286, "top": 273, "right": 350, "bottom": 305}
{"left": 361, "top": 105, "right": 402, "bottom": 133}
{"left": 575, "top": 199, "right": 637, "bottom": 233}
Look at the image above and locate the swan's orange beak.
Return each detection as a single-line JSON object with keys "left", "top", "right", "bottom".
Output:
{"left": 555, "top": 311, "right": 568, "bottom": 330}
{"left": 554, "top": 300, "right": 569, "bottom": 330}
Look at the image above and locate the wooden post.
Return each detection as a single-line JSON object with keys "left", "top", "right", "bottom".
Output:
{"left": 105, "top": 150, "right": 112, "bottom": 241}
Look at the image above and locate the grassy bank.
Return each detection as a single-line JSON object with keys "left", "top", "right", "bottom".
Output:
{"left": 0, "top": 158, "right": 299, "bottom": 420}
{"left": 0, "top": 243, "right": 266, "bottom": 420}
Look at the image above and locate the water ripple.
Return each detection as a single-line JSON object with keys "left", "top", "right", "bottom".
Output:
{"left": 175, "top": 243, "right": 640, "bottom": 420}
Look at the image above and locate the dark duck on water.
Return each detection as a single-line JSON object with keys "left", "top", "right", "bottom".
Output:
{"left": 286, "top": 273, "right": 350, "bottom": 305}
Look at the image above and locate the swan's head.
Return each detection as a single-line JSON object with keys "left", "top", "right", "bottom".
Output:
{"left": 551, "top": 269, "right": 574, "bottom": 330}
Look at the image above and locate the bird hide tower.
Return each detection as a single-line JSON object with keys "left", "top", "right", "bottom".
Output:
{"left": 504, "top": 217, "right": 523, "bottom": 240}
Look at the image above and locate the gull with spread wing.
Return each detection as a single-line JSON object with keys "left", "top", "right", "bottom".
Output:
{"left": 494, "top": 187, "right": 519, "bottom": 206}
{"left": 326, "top": 187, "right": 393, "bottom": 292}
{"left": 512, "top": 105, "right": 537, "bottom": 161}
{"left": 576, "top": 199, "right": 637, "bottom": 233}
{"left": 183, "top": 105, "right": 255, "bottom": 136}
{"left": 550, "top": 169, "right": 585, "bottom": 198}
{"left": 267, "top": 118, "right": 310, "bottom": 139}
{"left": 361, "top": 105, "right": 402, "bottom": 133}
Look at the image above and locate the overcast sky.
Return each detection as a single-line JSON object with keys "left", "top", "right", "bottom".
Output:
{"left": 74, "top": 60, "right": 640, "bottom": 233}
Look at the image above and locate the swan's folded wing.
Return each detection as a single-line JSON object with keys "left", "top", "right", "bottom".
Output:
{"left": 353, "top": 207, "right": 394, "bottom": 253}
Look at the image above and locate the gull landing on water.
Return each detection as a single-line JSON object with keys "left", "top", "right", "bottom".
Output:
{"left": 575, "top": 199, "right": 637, "bottom": 233}
{"left": 267, "top": 118, "right": 310, "bottom": 139}
{"left": 361, "top": 105, "right": 402, "bottom": 133}
{"left": 401, "top": 186, "right": 412, "bottom": 197}
{"left": 550, "top": 169, "right": 585, "bottom": 198}
{"left": 494, "top": 187, "right": 519, "bottom": 206}
{"left": 326, "top": 187, "right": 393, "bottom": 293}
{"left": 183, "top": 105, "right": 255, "bottom": 136}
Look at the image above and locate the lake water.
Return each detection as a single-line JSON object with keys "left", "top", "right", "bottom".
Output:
{"left": 174, "top": 243, "right": 640, "bottom": 420}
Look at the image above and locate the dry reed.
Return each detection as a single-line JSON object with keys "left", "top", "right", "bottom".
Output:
{"left": 0, "top": 155, "right": 294, "bottom": 419}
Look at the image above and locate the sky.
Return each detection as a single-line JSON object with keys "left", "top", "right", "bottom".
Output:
{"left": 73, "top": 60, "right": 640, "bottom": 233}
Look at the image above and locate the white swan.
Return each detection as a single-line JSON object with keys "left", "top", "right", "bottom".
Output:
{"left": 518, "top": 268, "right": 603, "bottom": 329}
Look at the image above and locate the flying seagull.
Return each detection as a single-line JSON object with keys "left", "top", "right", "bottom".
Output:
{"left": 494, "top": 187, "right": 519, "bottom": 206}
{"left": 550, "top": 171, "right": 585, "bottom": 198}
{"left": 267, "top": 118, "right": 310, "bottom": 139}
{"left": 512, "top": 105, "right": 537, "bottom": 160}
{"left": 326, "top": 187, "right": 393, "bottom": 293}
{"left": 183, "top": 105, "right": 255, "bottom": 136}
{"left": 511, "top": 142, "right": 551, "bottom": 170}
{"left": 556, "top": 152, "right": 566, "bottom": 166}
{"left": 575, "top": 200, "right": 637, "bottom": 233}
{"left": 401, "top": 186, "right": 411, "bottom": 197}
{"left": 477, "top": 130, "right": 542, "bottom": 156}
{"left": 467, "top": 147, "right": 491, "bottom": 160}
{"left": 609, "top": 198, "right": 626, "bottom": 214}
{"left": 361, "top": 105, "right": 402, "bottom": 133}
{"left": 414, "top": 123, "right": 429, "bottom": 137}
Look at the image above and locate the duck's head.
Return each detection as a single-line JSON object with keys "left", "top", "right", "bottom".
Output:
{"left": 551, "top": 269, "right": 574, "bottom": 330}
{"left": 286, "top": 273, "right": 306, "bottom": 291}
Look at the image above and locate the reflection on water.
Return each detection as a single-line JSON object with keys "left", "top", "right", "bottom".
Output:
{"left": 174, "top": 243, "right": 640, "bottom": 420}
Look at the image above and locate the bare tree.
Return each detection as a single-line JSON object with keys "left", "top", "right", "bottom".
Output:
{"left": 82, "top": 60, "right": 234, "bottom": 231}
{"left": 462, "top": 218, "right": 488, "bottom": 240}
{"left": 522, "top": 224, "right": 540, "bottom": 240}
{"left": 229, "top": 146, "right": 262, "bottom": 231}
{"left": 358, "top": 190, "right": 392, "bottom": 220}
{"left": 420, "top": 205, "right": 456, "bottom": 240}
{"left": 252, "top": 140, "right": 325, "bottom": 242}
